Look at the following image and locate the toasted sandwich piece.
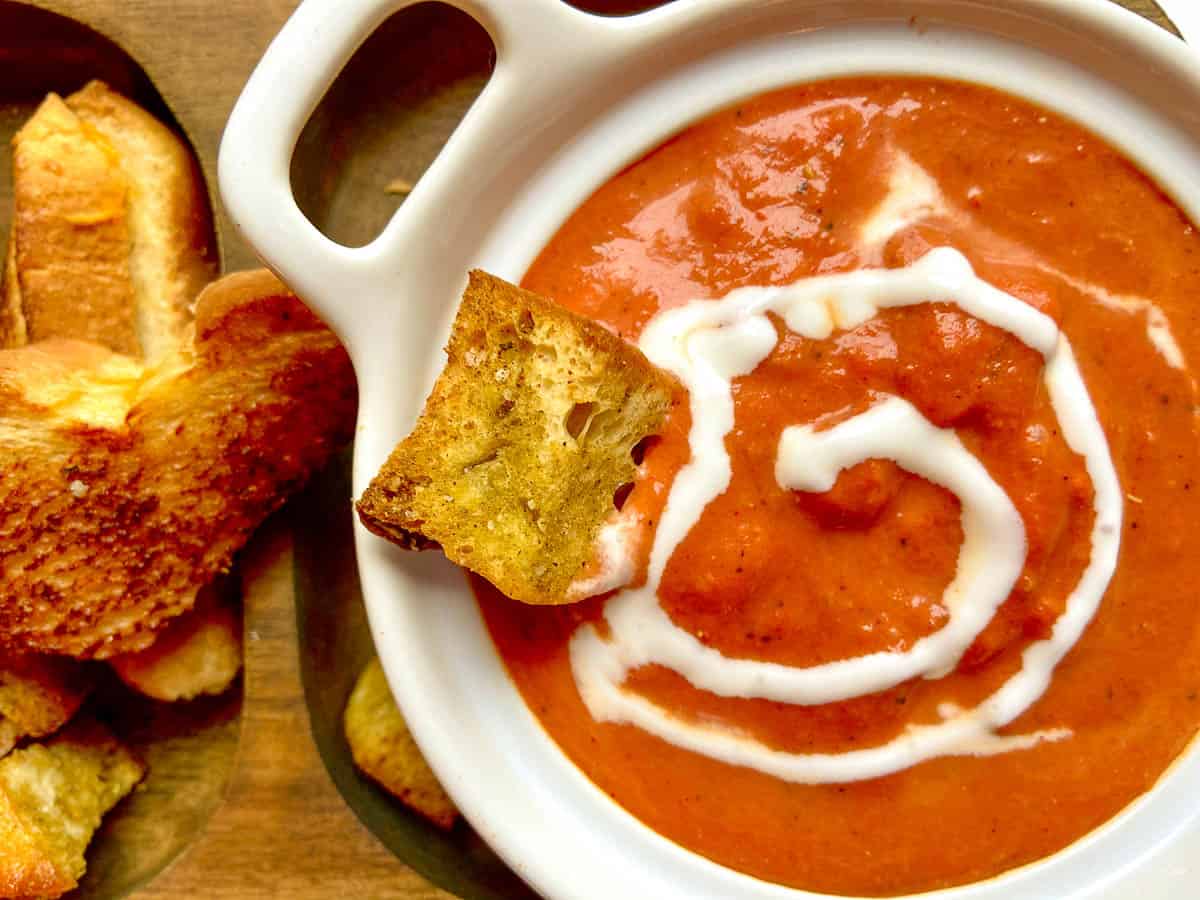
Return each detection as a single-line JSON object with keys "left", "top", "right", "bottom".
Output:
{"left": 109, "top": 580, "right": 241, "bottom": 702}
{"left": 64, "top": 81, "right": 216, "bottom": 363}
{"left": 356, "top": 271, "right": 675, "bottom": 605}
{"left": 0, "top": 719, "right": 144, "bottom": 899}
{"left": 5, "top": 82, "right": 215, "bottom": 362}
{"left": 344, "top": 657, "right": 458, "bottom": 830}
{"left": 4, "top": 83, "right": 232, "bottom": 695}
{"left": 8, "top": 92, "right": 141, "bottom": 355}
{"left": 0, "top": 655, "right": 91, "bottom": 754}
{"left": 0, "top": 269, "right": 356, "bottom": 659}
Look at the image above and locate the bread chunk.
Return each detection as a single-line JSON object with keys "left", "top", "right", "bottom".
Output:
{"left": 109, "top": 579, "right": 241, "bottom": 702}
{"left": 357, "top": 271, "right": 675, "bottom": 605}
{"left": 344, "top": 657, "right": 458, "bottom": 830}
{"left": 0, "top": 720, "right": 143, "bottom": 899}
{"left": 0, "top": 270, "right": 356, "bottom": 658}
{"left": 5, "top": 82, "right": 216, "bottom": 362}
{"left": 0, "top": 655, "right": 91, "bottom": 755}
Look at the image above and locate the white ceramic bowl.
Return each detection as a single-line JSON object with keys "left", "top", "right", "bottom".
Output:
{"left": 220, "top": 2, "right": 1200, "bottom": 897}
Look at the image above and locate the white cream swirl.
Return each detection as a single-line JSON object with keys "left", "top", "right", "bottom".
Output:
{"left": 568, "top": 247, "right": 1121, "bottom": 784}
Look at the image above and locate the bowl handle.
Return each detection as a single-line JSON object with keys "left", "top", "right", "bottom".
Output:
{"left": 217, "top": 0, "right": 633, "bottom": 361}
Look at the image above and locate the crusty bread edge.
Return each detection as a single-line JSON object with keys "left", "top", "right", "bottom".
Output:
{"left": 0, "top": 234, "right": 26, "bottom": 349}
{"left": 190, "top": 268, "right": 289, "bottom": 330}
{"left": 65, "top": 81, "right": 217, "bottom": 364}
{"left": 9, "top": 93, "right": 142, "bottom": 356}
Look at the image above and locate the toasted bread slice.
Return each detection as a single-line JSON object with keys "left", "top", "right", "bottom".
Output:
{"left": 5, "top": 82, "right": 215, "bottom": 363}
{"left": 0, "top": 719, "right": 144, "bottom": 898}
{"left": 0, "top": 270, "right": 356, "bottom": 658}
{"left": 8, "top": 92, "right": 141, "bottom": 355}
{"left": 109, "top": 579, "right": 241, "bottom": 702}
{"left": 0, "top": 655, "right": 91, "bottom": 754}
{"left": 344, "top": 657, "right": 458, "bottom": 830}
{"left": 64, "top": 81, "right": 216, "bottom": 363}
{"left": 4, "top": 83, "right": 233, "bottom": 691}
{"left": 356, "top": 271, "right": 675, "bottom": 605}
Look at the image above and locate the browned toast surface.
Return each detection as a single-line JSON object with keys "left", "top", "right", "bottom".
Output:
{"left": 357, "top": 270, "right": 675, "bottom": 605}
{"left": 1, "top": 81, "right": 249, "bottom": 689}
{"left": 5, "top": 82, "right": 216, "bottom": 363}
{"left": 0, "top": 270, "right": 356, "bottom": 658}
{"left": 9, "top": 93, "right": 141, "bottom": 355}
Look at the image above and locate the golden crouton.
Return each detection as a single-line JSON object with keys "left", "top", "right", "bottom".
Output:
{"left": 356, "top": 271, "right": 675, "bottom": 605}
{"left": 109, "top": 579, "right": 241, "bottom": 702}
{"left": 0, "top": 719, "right": 144, "bottom": 898}
{"left": 344, "top": 657, "right": 458, "bottom": 830}
{"left": 0, "top": 655, "right": 91, "bottom": 756}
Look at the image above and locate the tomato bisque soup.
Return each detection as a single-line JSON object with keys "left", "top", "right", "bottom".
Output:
{"left": 475, "top": 77, "right": 1200, "bottom": 896}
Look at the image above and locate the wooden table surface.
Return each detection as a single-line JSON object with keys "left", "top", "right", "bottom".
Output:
{"left": 4, "top": 1, "right": 1179, "bottom": 898}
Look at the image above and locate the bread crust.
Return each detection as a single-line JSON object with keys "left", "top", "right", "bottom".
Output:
{"left": 10, "top": 93, "right": 141, "bottom": 355}
{"left": 0, "top": 271, "right": 356, "bottom": 658}
{"left": 65, "top": 81, "right": 217, "bottom": 363}
{"left": 6, "top": 82, "right": 216, "bottom": 364}
{"left": 0, "top": 235, "right": 27, "bottom": 349}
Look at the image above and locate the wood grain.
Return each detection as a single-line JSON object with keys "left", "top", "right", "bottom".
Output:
{"left": 137, "top": 518, "right": 449, "bottom": 900}
{"left": 0, "top": 1, "right": 1179, "bottom": 899}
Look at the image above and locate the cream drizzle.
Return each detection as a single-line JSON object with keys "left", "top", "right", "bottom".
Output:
{"left": 776, "top": 397, "right": 1025, "bottom": 688}
{"left": 862, "top": 151, "right": 1187, "bottom": 371}
{"left": 859, "top": 155, "right": 943, "bottom": 251}
{"left": 565, "top": 512, "right": 640, "bottom": 602}
{"left": 1037, "top": 266, "right": 1186, "bottom": 370}
{"left": 569, "top": 247, "right": 1122, "bottom": 784}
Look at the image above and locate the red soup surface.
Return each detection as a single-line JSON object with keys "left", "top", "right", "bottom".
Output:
{"left": 476, "top": 78, "right": 1200, "bottom": 896}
